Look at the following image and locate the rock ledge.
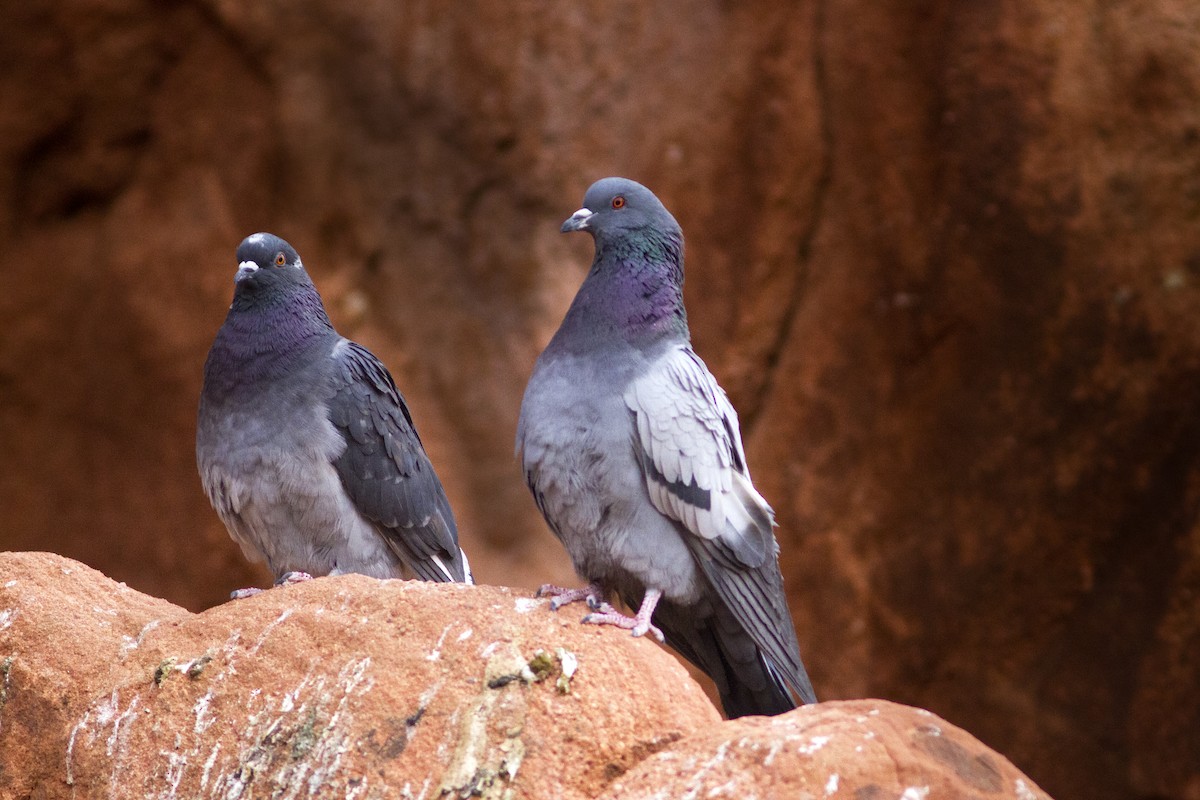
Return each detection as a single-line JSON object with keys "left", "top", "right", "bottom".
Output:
{"left": 0, "top": 552, "right": 1052, "bottom": 799}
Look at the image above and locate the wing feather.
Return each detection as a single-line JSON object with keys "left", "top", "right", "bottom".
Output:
{"left": 624, "top": 346, "right": 773, "bottom": 564}
{"left": 328, "top": 340, "right": 468, "bottom": 582}
{"left": 625, "top": 344, "right": 814, "bottom": 704}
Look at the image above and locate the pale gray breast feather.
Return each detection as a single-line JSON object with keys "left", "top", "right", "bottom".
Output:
{"left": 199, "top": 465, "right": 243, "bottom": 519}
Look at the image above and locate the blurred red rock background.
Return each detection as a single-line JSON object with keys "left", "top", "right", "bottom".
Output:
{"left": 0, "top": 2, "right": 1197, "bottom": 798}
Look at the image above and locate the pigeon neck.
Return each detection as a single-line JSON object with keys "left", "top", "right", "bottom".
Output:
{"left": 206, "top": 284, "right": 336, "bottom": 390}
{"left": 557, "top": 233, "right": 689, "bottom": 350}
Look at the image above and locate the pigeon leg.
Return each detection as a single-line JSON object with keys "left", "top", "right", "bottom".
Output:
{"left": 276, "top": 571, "right": 314, "bottom": 586}
{"left": 582, "top": 588, "right": 665, "bottom": 643}
{"left": 229, "top": 587, "right": 264, "bottom": 600}
{"left": 537, "top": 581, "right": 607, "bottom": 611}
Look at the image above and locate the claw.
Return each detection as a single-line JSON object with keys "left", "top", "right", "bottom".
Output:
{"left": 586, "top": 598, "right": 617, "bottom": 614}
{"left": 537, "top": 582, "right": 607, "bottom": 611}
{"left": 276, "top": 571, "right": 313, "bottom": 587}
{"left": 581, "top": 610, "right": 666, "bottom": 643}
{"left": 231, "top": 571, "right": 314, "bottom": 600}
{"left": 579, "top": 588, "right": 665, "bottom": 643}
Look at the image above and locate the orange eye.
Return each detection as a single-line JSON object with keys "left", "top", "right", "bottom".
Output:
{"left": 611, "top": 196, "right": 626, "bottom": 209}
{"left": 274, "top": 252, "right": 286, "bottom": 266}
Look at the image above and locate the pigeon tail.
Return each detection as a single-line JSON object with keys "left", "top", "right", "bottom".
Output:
{"left": 652, "top": 596, "right": 813, "bottom": 719}
{"left": 717, "top": 656, "right": 802, "bottom": 719}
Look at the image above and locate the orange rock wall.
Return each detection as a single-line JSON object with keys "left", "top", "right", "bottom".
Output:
{"left": 1, "top": 3, "right": 1198, "bottom": 798}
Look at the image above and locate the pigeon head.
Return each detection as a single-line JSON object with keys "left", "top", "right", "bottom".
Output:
{"left": 561, "top": 178, "right": 682, "bottom": 246}
{"left": 223, "top": 232, "right": 333, "bottom": 337}
{"left": 554, "top": 178, "right": 689, "bottom": 345}
{"left": 231, "top": 232, "right": 311, "bottom": 295}
{"left": 205, "top": 232, "right": 334, "bottom": 390}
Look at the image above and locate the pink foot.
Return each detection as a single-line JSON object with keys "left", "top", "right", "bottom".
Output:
{"left": 537, "top": 582, "right": 607, "bottom": 611}
{"left": 582, "top": 588, "right": 665, "bottom": 643}
{"left": 229, "top": 571, "right": 314, "bottom": 601}
{"left": 277, "top": 571, "right": 314, "bottom": 586}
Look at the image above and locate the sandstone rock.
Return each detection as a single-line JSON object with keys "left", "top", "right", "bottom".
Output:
{"left": 0, "top": 552, "right": 191, "bottom": 798}
{"left": 597, "top": 699, "right": 1054, "bottom": 800}
{"left": 0, "top": 552, "right": 719, "bottom": 799}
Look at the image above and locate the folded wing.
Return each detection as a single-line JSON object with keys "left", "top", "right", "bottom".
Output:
{"left": 625, "top": 344, "right": 815, "bottom": 704}
{"left": 327, "top": 340, "right": 468, "bottom": 583}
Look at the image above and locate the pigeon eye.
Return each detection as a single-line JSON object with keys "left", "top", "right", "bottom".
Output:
{"left": 274, "top": 253, "right": 286, "bottom": 266}
{"left": 611, "top": 196, "right": 626, "bottom": 210}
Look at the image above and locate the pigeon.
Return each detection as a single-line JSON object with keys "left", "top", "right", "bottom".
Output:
{"left": 197, "top": 232, "right": 471, "bottom": 595}
{"left": 516, "top": 178, "right": 816, "bottom": 716}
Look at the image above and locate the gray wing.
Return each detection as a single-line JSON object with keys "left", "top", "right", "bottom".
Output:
{"left": 327, "top": 339, "right": 469, "bottom": 583}
{"left": 625, "top": 344, "right": 815, "bottom": 704}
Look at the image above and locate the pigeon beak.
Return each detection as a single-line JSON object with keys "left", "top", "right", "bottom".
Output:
{"left": 235, "top": 260, "right": 260, "bottom": 283}
{"left": 561, "top": 207, "right": 594, "bottom": 233}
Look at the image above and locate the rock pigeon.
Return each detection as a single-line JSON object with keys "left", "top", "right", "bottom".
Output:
{"left": 516, "top": 178, "right": 816, "bottom": 716}
{"left": 197, "top": 233, "right": 471, "bottom": 595}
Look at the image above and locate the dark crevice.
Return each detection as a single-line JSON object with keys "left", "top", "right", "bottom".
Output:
{"left": 12, "top": 120, "right": 148, "bottom": 225}
{"left": 741, "top": 0, "right": 833, "bottom": 438}
{"left": 459, "top": 176, "right": 509, "bottom": 228}
{"left": 183, "top": 0, "right": 271, "bottom": 86}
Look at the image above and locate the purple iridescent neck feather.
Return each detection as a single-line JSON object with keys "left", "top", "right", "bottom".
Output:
{"left": 203, "top": 279, "right": 336, "bottom": 397}
{"left": 551, "top": 225, "right": 688, "bottom": 354}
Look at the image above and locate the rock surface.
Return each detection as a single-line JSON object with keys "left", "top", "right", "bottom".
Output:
{"left": 1, "top": 3, "right": 1199, "bottom": 799}
{"left": 0, "top": 552, "right": 719, "bottom": 799}
{"left": 598, "top": 699, "right": 1053, "bottom": 800}
{"left": 0, "top": 553, "right": 1055, "bottom": 800}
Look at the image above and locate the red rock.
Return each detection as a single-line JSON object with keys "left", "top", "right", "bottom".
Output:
{"left": 0, "top": 552, "right": 719, "bottom": 799}
{"left": 597, "top": 699, "right": 1055, "bottom": 800}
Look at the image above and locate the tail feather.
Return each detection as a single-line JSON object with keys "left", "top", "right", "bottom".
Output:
{"left": 709, "top": 599, "right": 805, "bottom": 717}
{"left": 719, "top": 659, "right": 797, "bottom": 718}
{"left": 383, "top": 511, "right": 471, "bottom": 583}
{"left": 651, "top": 597, "right": 810, "bottom": 718}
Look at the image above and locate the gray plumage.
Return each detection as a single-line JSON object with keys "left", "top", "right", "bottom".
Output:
{"left": 197, "top": 232, "right": 471, "bottom": 588}
{"left": 516, "top": 178, "right": 816, "bottom": 716}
